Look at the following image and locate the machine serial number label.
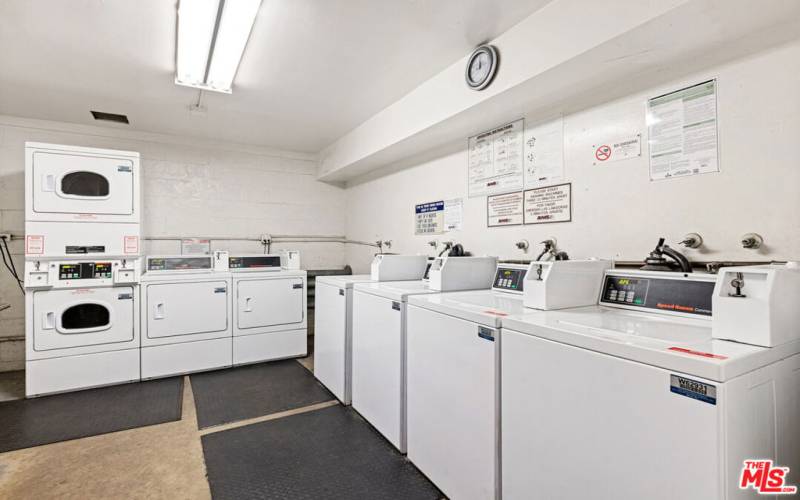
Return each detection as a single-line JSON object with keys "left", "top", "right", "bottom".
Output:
{"left": 670, "top": 375, "right": 716, "bottom": 405}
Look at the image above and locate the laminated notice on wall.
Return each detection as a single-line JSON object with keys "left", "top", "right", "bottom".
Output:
{"left": 468, "top": 119, "right": 524, "bottom": 197}
{"left": 524, "top": 183, "right": 572, "bottom": 225}
{"left": 524, "top": 118, "right": 564, "bottom": 188}
{"left": 487, "top": 192, "right": 523, "bottom": 227}
{"left": 648, "top": 80, "right": 719, "bottom": 180}
{"left": 181, "top": 238, "right": 210, "bottom": 255}
{"left": 443, "top": 198, "right": 463, "bottom": 231}
{"left": 415, "top": 201, "right": 445, "bottom": 235}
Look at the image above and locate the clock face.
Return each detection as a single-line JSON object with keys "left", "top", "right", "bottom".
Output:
{"left": 465, "top": 45, "right": 497, "bottom": 90}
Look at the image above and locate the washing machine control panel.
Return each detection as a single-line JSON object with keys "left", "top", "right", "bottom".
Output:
{"left": 600, "top": 272, "right": 714, "bottom": 316}
{"left": 228, "top": 255, "right": 281, "bottom": 269}
{"left": 147, "top": 257, "right": 212, "bottom": 271}
{"left": 492, "top": 266, "right": 527, "bottom": 293}
{"left": 59, "top": 262, "right": 112, "bottom": 280}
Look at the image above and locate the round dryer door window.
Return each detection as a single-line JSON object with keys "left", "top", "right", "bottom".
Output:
{"left": 60, "top": 171, "right": 110, "bottom": 197}
{"left": 60, "top": 303, "right": 111, "bottom": 332}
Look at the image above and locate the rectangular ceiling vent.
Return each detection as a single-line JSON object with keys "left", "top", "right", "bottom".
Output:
{"left": 90, "top": 110, "right": 129, "bottom": 124}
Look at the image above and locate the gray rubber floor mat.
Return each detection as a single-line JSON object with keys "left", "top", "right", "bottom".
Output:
{"left": 201, "top": 405, "right": 442, "bottom": 500}
{"left": 190, "top": 360, "right": 334, "bottom": 429}
{"left": 0, "top": 377, "right": 183, "bottom": 453}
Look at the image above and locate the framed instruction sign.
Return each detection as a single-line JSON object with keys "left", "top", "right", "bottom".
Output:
{"left": 523, "top": 183, "right": 572, "bottom": 224}
{"left": 487, "top": 191, "right": 523, "bottom": 227}
{"left": 468, "top": 119, "right": 524, "bottom": 197}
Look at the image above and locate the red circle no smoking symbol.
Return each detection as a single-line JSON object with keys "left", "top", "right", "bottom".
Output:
{"left": 595, "top": 145, "right": 611, "bottom": 161}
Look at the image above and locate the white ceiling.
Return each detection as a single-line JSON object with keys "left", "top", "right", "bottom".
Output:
{"left": 0, "top": 0, "right": 551, "bottom": 153}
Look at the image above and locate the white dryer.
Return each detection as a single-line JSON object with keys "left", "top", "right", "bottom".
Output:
{"left": 140, "top": 255, "right": 232, "bottom": 379}
{"left": 351, "top": 255, "right": 497, "bottom": 453}
{"left": 313, "top": 274, "right": 375, "bottom": 405}
{"left": 24, "top": 257, "right": 141, "bottom": 397}
{"left": 501, "top": 269, "right": 800, "bottom": 500}
{"left": 228, "top": 254, "right": 307, "bottom": 365}
{"left": 405, "top": 263, "right": 529, "bottom": 500}
{"left": 24, "top": 142, "right": 141, "bottom": 259}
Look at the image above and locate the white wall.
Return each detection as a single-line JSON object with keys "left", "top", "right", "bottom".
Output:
{"left": 0, "top": 117, "right": 347, "bottom": 371}
{"left": 344, "top": 40, "right": 800, "bottom": 273}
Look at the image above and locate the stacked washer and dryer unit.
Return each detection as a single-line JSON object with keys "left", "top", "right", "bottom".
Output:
{"left": 23, "top": 143, "right": 142, "bottom": 397}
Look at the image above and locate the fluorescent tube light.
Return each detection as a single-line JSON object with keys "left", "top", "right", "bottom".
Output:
{"left": 175, "top": 0, "right": 261, "bottom": 94}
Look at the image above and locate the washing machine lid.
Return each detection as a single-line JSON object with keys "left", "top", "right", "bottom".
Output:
{"left": 503, "top": 306, "right": 800, "bottom": 382}
{"left": 408, "top": 289, "right": 525, "bottom": 328}
{"left": 353, "top": 280, "right": 438, "bottom": 301}
{"left": 315, "top": 274, "right": 374, "bottom": 289}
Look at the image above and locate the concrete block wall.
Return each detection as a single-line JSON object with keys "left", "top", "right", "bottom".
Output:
{"left": 0, "top": 116, "right": 347, "bottom": 371}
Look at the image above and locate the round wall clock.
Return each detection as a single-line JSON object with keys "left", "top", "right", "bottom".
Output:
{"left": 465, "top": 44, "right": 498, "bottom": 91}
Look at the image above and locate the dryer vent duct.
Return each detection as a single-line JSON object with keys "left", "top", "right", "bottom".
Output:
{"left": 90, "top": 111, "right": 129, "bottom": 124}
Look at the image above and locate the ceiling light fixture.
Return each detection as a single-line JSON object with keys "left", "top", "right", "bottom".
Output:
{"left": 175, "top": 0, "right": 262, "bottom": 94}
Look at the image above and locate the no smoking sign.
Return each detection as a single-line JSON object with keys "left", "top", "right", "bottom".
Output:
{"left": 595, "top": 145, "right": 612, "bottom": 161}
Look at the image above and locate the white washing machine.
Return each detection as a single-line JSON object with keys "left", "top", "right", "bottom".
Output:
{"left": 24, "top": 142, "right": 141, "bottom": 259}
{"left": 501, "top": 269, "right": 800, "bottom": 500}
{"left": 405, "top": 263, "right": 529, "bottom": 500}
{"left": 228, "top": 254, "right": 307, "bottom": 365}
{"left": 351, "top": 255, "right": 498, "bottom": 453}
{"left": 314, "top": 254, "right": 431, "bottom": 405}
{"left": 24, "top": 257, "right": 141, "bottom": 397}
{"left": 140, "top": 255, "right": 232, "bottom": 379}
{"left": 314, "top": 274, "right": 375, "bottom": 405}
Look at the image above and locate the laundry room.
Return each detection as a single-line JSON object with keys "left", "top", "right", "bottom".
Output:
{"left": 0, "top": 1, "right": 799, "bottom": 499}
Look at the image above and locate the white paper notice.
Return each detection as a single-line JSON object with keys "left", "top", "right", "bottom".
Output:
{"left": 181, "top": 238, "right": 210, "bottom": 255}
{"left": 523, "top": 183, "right": 572, "bottom": 225}
{"left": 524, "top": 118, "right": 564, "bottom": 188}
{"left": 443, "top": 198, "right": 463, "bottom": 231}
{"left": 487, "top": 192, "right": 524, "bottom": 227}
{"left": 592, "top": 134, "right": 641, "bottom": 165}
{"left": 648, "top": 80, "right": 719, "bottom": 180}
{"left": 468, "top": 119, "right": 524, "bottom": 197}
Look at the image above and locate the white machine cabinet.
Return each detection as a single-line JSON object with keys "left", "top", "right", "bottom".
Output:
{"left": 313, "top": 274, "right": 374, "bottom": 404}
{"left": 140, "top": 256, "right": 233, "bottom": 379}
{"left": 405, "top": 264, "right": 528, "bottom": 500}
{"left": 501, "top": 270, "right": 800, "bottom": 500}
{"left": 228, "top": 255, "right": 307, "bottom": 365}
{"left": 24, "top": 258, "right": 141, "bottom": 397}
{"left": 25, "top": 142, "right": 140, "bottom": 224}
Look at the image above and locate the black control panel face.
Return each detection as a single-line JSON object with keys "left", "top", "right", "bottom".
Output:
{"left": 601, "top": 274, "right": 714, "bottom": 316}
{"left": 147, "top": 257, "right": 211, "bottom": 271}
{"left": 59, "top": 262, "right": 112, "bottom": 280}
{"left": 66, "top": 245, "right": 106, "bottom": 254}
{"left": 229, "top": 256, "right": 281, "bottom": 269}
{"left": 493, "top": 267, "right": 527, "bottom": 292}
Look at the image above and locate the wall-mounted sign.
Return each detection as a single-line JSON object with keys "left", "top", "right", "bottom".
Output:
{"left": 523, "top": 183, "right": 572, "bottom": 224}
{"left": 414, "top": 199, "right": 463, "bottom": 234}
{"left": 181, "top": 238, "right": 210, "bottom": 255}
{"left": 524, "top": 117, "right": 564, "bottom": 188}
{"left": 487, "top": 191, "right": 524, "bottom": 227}
{"left": 468, "top": 119, "right": 524, "bottom": 197}
{"left": 443, "top": 198, "right": 463, "bottom": 231}
{"left": 592, "top": 134, "right": 641, "bottom": 165}
{"left": 415, "top": 201, "right": 445, "bottom": 235}
{"left": 648, "top": 79, "right": 719, "bottom": 181}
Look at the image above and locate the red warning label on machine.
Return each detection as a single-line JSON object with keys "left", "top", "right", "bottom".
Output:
{"left": 668, "top": 347, "right": 728, "bottom": 360}
{"left": 124, "top": 236, "right": 139, "bottom": 254}
{"left": 26, "top": 235, "right": 44, "bottom": 254}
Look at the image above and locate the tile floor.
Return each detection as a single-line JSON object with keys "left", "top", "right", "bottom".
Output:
{"left": 0, "top": 353, "right": 330, "bottom": 500}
